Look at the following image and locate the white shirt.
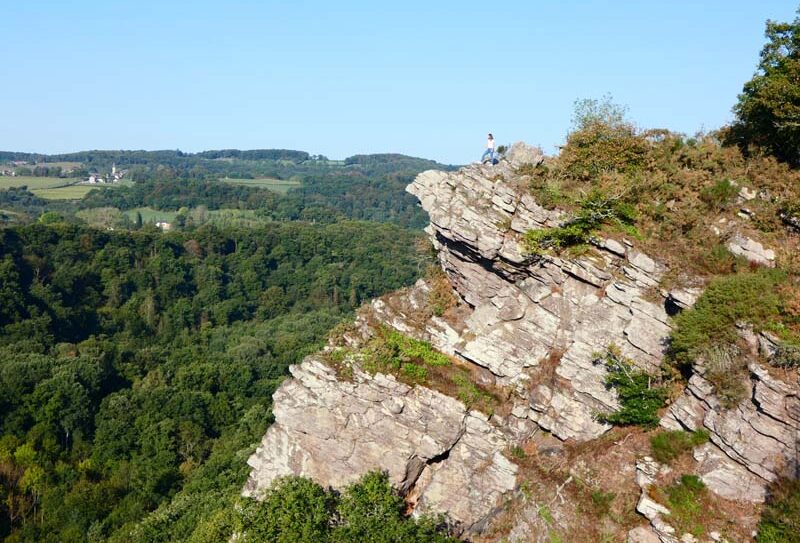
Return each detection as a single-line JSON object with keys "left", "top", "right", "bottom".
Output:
{"left": 487, "top": 139, "right": 495, "bottom": 149}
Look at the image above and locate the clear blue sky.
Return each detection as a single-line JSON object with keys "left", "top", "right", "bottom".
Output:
{"left": 1, "top": 1, "right": 797, "bottom": 164}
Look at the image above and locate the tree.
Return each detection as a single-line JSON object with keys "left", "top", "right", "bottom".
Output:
{"left": 244, "top": 476, "right": 333, "bottom": 543}
{"left": 560, "top": 95, "right": 649, "bottom": 178}
{"left": 727, "top": 11, "right": 800, "bottom": 166}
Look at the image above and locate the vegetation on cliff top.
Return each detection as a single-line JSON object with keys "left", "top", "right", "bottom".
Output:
{"left": 328, "top": 326, "right": 500, "bottom": 415}
{"left": 522, "top": 10, "right": 800, "bottom": 422}
{"left": 725, "top": 11, "right": 800, "bottom": 167}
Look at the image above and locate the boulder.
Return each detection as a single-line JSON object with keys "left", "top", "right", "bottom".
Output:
{"left": 505, "top": 141, "right": 545, "bottom": 168}
{"left": 726, "top": 233, "right": 775, "bottom": 267}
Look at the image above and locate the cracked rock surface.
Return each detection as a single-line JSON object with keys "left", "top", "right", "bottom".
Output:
{"left": 242, "top": 357, "right": 517, "bottom": 534}
{"left": 407, "top": 160, "right": 673, "bottom": 440}
{"left": 662, "top": 357, "right": 800, "bottom": 502}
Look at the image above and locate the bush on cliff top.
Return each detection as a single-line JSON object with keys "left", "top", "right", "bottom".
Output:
{"left": 521, "top": 95, "right": 800, "bottom": 279}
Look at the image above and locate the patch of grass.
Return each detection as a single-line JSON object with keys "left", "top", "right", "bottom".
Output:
{"left": 510, "top": 445, "right": 526, "bottom": 460}
{"left": 649, "top": 430, "right": 710, "bottom": 464}
{"left": 0, "top": 175, "right": 70, "bottom": 190}
{"left": 400, "top": 362, "right": 428, "bottom": 382}
{"left": 661, "top": 475, "right": 707, "bottom": 537}
{"left": 589, "top": 489, "right": 616, "bottom": 516}
{"left": 425, "top": 266, "right": 457, "bottom": 317}
{"left": 702, "top": 345, "right": 749, "bottom": 407}
{"left": 538, "top": 505, "right": 554, "bottom": 525}
{"left": 670, "top": 269, "right": 789, "bottom": 364}
{"left": 125, "top": 207, "right": 178, "bottom": 223}
{"left": 356, "top": 327, "right": 500, "bottom": 415}
{"left": 694, "top": 243, "right": 748, "bottom": 276}
{"left": 668, "top": 268, "right": 799, "bottom": 404}
{"left": 451, "top": 370, "right": 495, "bottom": 413}
{"left": 757, "top": 478, "right": 800, "bottom": 543}
{"left": 32, "top": 185, "right": 95, "bottom": 200}
{"left": 220, "top": 177, "right": 301, "bottom": 194}
{"left": 596, "top": 346, "right": 666, "bottom": 428}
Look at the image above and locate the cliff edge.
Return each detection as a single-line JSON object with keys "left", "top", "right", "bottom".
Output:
{"left": 243, "top": 144, "right": 799, "bottom": 542}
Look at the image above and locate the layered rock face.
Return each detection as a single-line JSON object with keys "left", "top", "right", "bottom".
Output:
{"left": 243, "top": 357, "right": 518, "bottom": 533}
{"left": 407, "top": 160, "right": 674, "bottom": 441}
{"left": 243, "top": 149, "right": 798, "bottom": 537}
{"left": 662, "top": 353, "right": 800, "bottom": 502}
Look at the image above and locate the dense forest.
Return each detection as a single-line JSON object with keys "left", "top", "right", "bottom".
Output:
{"left": 0, "top": 143, "right": 460, "bottom": 541}
{"left": 0, "top": 220, "right": 427, "bottom": 541}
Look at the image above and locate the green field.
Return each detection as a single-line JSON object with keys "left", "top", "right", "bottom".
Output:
{"left": 33, "top": 186, "right": 96, "bottom": 200}
{"left": 0, "top": 176, "right": 71, "bottom": 190}
{"left": 0, "top": 176, "right": 132, "bottom": 200}
{"left": 0, "top": 176, "right": 94, "bottom": 200}
{"left": 125, "top": 207, "right": 267, "bottom": 228}
{"left": 220, "top": 177, "right": 301, "bottom": 194}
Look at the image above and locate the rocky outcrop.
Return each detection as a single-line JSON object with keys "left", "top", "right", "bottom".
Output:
{"left": 726, "top": 233, "right": 776, "bottom": 267}
{"left": 243, "top": 148, "right": 798, "bottom": 539}
{"left": 407, "top": 159, "right": 673, "bottom": 440}
{"left": 505, "top": 142, "right": 545, "bottom": 168}
{"left": 661, "top": 357, "right": 799, "bottom": 502}
{"left": 243, "top": 357, "right": 517, "bottom": 534}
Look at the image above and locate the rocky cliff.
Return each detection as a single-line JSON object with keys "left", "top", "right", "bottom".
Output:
{"left": 243, "top": 143, "right": 799, "bottom": 542}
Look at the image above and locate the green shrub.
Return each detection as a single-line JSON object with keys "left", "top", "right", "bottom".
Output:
{"left": 773, "top": 342, "right": 800, "bottom": 368}
{"left": 649, "top": 430, "right": 710, "bottom": 464}
{"left": 240, "top": 472, "right": 457, "bottom": 543}
{"left": 524, "top": 190, "right": 636, "bottom": 254}
{"left": 560, "top": 96, "right": 650, "bottom": 178}
{"left": 669, "top": 269, "right": 787, "bottom": 366}
{"left": 596, "top": 348, "right": 666, "bottom": 427}
{"left": 242, "top": 475, "right": 334, "bottom": 543}
{"left": 757, "top": 478, "right": 800, "bottom": 543}
{"left": 699, "top": 179, "right": 739, "bottom": 210}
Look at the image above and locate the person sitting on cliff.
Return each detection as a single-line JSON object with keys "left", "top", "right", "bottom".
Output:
{"left": 481, "top": 133, "right": 495, "bottom": 164}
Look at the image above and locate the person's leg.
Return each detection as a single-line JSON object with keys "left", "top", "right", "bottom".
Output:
{"left": 481, "top": 149, "right": 490, "bottom": 162}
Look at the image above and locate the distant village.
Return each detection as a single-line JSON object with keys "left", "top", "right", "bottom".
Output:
{"left": 0, "top": 161, "right": 127, "bottom": 184}
{"left": 82, "top": 164, "right": 128, "bottom": 184}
